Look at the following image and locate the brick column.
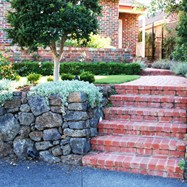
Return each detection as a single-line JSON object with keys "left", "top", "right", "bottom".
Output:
{"left": 99, "top": 0, "right": 119, "bottom": 48}
{"left": 119, "top": 13, "right": 139, "bottom": 55}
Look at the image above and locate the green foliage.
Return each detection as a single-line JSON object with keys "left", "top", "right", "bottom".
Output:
{"left": 27, "top": 73, "right": 42, "bottom": 84}
{"left": 172, "top": 9, "right": 187, "bottom": 62}
{"left": 29, "top": 80, "right": 102, "bottom": 108}
{"left": 95, "top": 75, "right": 140, "bottom": 84}
{"left": 12, "top": 61, "right": 142, "bottom": 76}
{"left": 65, "top": 34, "right": 111, "bottom": 48}
{"left": 47, "top": 76, "right": 54, "bottom": 82}
{"left": 0, "top": 80, "right": 16, "bottom": 105}
{"left": 12, "top": 61, "right": 53, "bottom": 76}
{"left": 0, "top": 64, "right": 19, "bottom": 80}
{"left": 60, "top": 62, "right": 142, "bottom": 75}
{"left": 178, "top": 160, "right": 185, "bottom": 170}
{"left": 171, "top": 62, "right": 187, "bottom": 76}
{"left": 0, "top": 51, "right": 10, "bottom": 63}
{"left": 61, "top": 73, "right": 74, "bottom": 81}
{"left": 80, "top": 71, "right": 95, "bottom": 83}
{"left": 152, "top": 60, "right": 175, "bottom": 70}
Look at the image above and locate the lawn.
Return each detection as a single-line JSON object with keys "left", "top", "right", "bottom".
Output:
{"left": 18, "top": 75, "right": 140, "bottom": 85}
{"left": 95, "top": 75, "right": 140, "bottom": 84}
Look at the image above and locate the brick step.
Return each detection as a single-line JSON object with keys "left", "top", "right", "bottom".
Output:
{"left": 91, "top": 135, "right": 185, "bottom": 158}
{"left": 141, "top": 68, "right": 175, "bottom": 76}
{"left": 110, "top": 95, "right": 187, "bottom": 109}
{"left": 82, "top": 152, "right": 183, "bottom": 179}
{"left": 114, "top": 85, "right": 187, "bottom": 97}
{"left": 104, "top": 107, "right": 186, "bottom": 124}
{"left": 98, "top": 120, "right": 187, "bottom": 139}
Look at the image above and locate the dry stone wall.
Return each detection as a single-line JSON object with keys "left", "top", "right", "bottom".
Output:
{"left": 0, "top": 91, "right": 102, "bottom": 165}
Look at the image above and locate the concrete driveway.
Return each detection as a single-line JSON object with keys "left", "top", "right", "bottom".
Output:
{"left": 0, "top": 160, "right": 186, "bottom": 187}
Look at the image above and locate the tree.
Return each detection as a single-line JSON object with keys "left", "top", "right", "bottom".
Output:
{"left": 6, "top": 0, "right": 101, "bottom": 81}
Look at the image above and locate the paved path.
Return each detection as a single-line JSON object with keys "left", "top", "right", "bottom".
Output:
{"left": 0, "top": 160, "right": 186, "bottom": 187}
{"left": 123, "top": 75, "right": 187, "bottom": 87}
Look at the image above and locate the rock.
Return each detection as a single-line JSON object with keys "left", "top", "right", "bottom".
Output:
{"left": 20, "top": 104, "right": 30, "bottom": 112}
{"left": 35, "top": 141, "right": 53, "bottom": 151}
{"left": 35, "top": 112, "right": 63, "bottom": 130}
{"left": 28, "top": 96, "right": 50, "bottom": 116}
{"left": 53, "top": 140, "right": 60, "bottom": 145}
{"left": 0, "top": 107, "right": 5, "bottom": 116}
{"left": 70, "top": 138, "right": 90, "bottom": 155}
{"left": 89, "top": 108, "right": 101, "bottom": 128}
{"left": 90, "top": 128, "right": 98, "bottom": 137}
{"left": 62, "top": 122, "right": 68, "bottom": 129}
{"left": 68, "top": 121, "right": 87, "bottom": 130}
{"left": 68, "top": 92, "right": 87, "bottom": 103}
{"left": 0, "top": 142, "right": 12, "bottom": 157}
{"left": 29, "top": 131, "right": 43, "bottom": 142}
{"left": 61, "top": 144, "right": 71, "bottom": 156}
{"left": 60, "top": 139, "right": 70, "bottom": 146}
{"left": 43, "top": 128, "right": 61, "bottom": 141}
{"left": 19, "top": 126, "right": 31, "bottom": 138}
{"left": 51, "top": 106, "right": 62, "bottom": 113}
{"left": 0, "top": 113, "right": 20, "bottom": 141}
{"left": 49, "top": 95, "right": 62, "bottom": 106}
{"left": 52, "top": 146, "right": 63, "bottom": 157}
{"left": 7, "top": 107, "right": 19, "bottom": 113}
{"left": 64, "top": 129, "right": 90, "bottom": 138}
{"left": 21, "top": 92, "right": 27, "bottom": 104}
{"left": 61, "top": 155, "right": 82, "bottom": 165}
{"left": 4, "top": 97, "right": 21, "bottom": 109}
{"left": 64, "top": 111, "right": 88, "bottom": 121}
{"left": 18, "top": 112, "right": 34, "bottom": 125}
{"left": 68, "top": 103, "right": 88, "bottom": 111}
{"left": 13, "top": 137, "right": 34, "bottom": 160}
{"left": 39, "top": 151, "right": 61, "bottom": 163}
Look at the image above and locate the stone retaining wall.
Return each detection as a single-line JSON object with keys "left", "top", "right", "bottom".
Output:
{"left": 0, "top": 91, "right": 102, "bottom": 165}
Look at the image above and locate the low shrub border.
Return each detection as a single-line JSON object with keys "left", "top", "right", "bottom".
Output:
{"left": 12, "top": 61, "right": 142, "bottom": 76}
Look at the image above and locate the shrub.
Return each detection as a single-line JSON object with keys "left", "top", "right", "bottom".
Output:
{"left": 64, "top": 33, "right": 111, "bottom": 48}
{"left": 0, "top": 80, "right": 22, "bottom": 105}
{"left": 136, "top": 61, "right": 147, "bottom": 70}
{"left": 29, "top": 80, "right": 102, "bottom": 108}
{"left": 152, "top": 60, "right": 173, "bottom": 70}
{"left": 0, "top": 64, "right": 19, "bottom": 80}
{"left": 12, "top": 61, "right": 142, "bottom": 76}
{"left": 27, "top": 73, "right": 41, "bottom": 84}
{"left": 80, "top": 71, "right": 95, "bottom": 83}
{"left": 171, "top": 62, "right": 187, "bottom": 76}
{"left": 61, "top": 73, "right": 74, "bottom": 81}
{"left": 47, "top": 76, "right": 54, "bottom": 82}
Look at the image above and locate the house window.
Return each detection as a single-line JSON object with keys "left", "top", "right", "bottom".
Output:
{"left": 118, "top": 19, "right": 123, "bottom": 48}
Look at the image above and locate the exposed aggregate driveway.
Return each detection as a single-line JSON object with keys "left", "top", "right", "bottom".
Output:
{"left": 0, "top": 160, "right": 187, "bottom": 187}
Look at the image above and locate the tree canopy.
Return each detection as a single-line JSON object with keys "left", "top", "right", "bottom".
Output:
{"left": 6, "top": 0, "right": 102, "bottom": 80}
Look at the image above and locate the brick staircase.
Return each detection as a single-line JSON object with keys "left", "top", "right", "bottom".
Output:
{"left": 83, "top": 84, "right": 187, "bottom": 179}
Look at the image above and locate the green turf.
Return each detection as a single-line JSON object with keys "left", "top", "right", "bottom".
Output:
{"left": 95, "top": 75, "right": 140, "bottom": 84}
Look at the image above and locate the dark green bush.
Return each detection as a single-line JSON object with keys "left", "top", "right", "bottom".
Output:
{"left": 61, "top": 73, "right": 74, "bottom": 80}
{"left": 80, "top": 71, "right": 95, "bottom": 83}
{"left": 12, "top": 61, "right": 141, "bottom": 76}
{"left": 27, "top": 73, "right": 41, "bottom": 84}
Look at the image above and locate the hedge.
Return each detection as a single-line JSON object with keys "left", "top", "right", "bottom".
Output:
{"left": 12, "top": 61, "right": 141, "bottom": 76}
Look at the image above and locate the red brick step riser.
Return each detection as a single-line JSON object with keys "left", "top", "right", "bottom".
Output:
{"left": 104, "top": 108, "right": 187, "bottom": 124}
{"left": 111, "top": 95, "right": 187, "bottom": 109}
{"left": 98, "top": 122, "right": 187, "bottom": 139}
{"left": 82, "top": 153, "right": 183, "bottom": 179}
{"left": 91, "top": 136, "right": 185, "bottom": 158}
{"left": 115, "top": 85, "right": 187, "bottom": 97}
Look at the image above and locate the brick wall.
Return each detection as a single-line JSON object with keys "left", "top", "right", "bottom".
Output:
{"left": 98, "top": 0, "right": 119, "bottom": 48}
{"left": 1, "top": 46, "right": 131, "bottom": 62}
{"left": 119, "top": 13, "right": 139, "bottom": 55}
{"left": 0, "top": 1, "right": 11, "bottom": 44}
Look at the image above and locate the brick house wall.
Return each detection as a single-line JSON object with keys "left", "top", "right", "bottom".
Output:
{"left": 0, "top": 1, "right": 11, "bottom": 44}
{"left": 98, "top": 0, "right": 119, "bottom": 48}
{"left": 119, "top": 13, "right": 139, "bottom": 55}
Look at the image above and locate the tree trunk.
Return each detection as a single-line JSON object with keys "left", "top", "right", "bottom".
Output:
{"left": 53, "top": 56, "right": 60, "bottom": 81}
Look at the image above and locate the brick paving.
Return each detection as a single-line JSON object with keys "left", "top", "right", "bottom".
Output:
{"left": 83, "top": 75, "right": 187, "bottom": 179}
